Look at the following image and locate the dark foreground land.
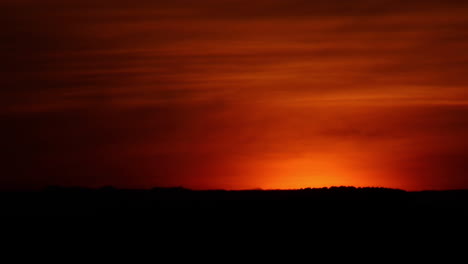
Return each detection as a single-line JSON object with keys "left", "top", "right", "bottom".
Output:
{"left": 2, "top": 186, "right": 468, "bottom": 216}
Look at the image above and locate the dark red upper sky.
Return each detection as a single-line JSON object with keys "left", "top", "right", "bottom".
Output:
{"left": 2, "top": 0, "right": 468, "bottom": 190}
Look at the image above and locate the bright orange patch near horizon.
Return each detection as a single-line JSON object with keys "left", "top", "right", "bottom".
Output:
{"left": 251, "top": 157, "right": 365, "bottom": 189}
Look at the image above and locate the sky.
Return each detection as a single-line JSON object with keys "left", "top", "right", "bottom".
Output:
{"left": 1, "top": 0, "right": 468, "bottom": 191}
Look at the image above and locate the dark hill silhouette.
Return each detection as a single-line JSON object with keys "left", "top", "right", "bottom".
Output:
{"left": 1, "top": 186, "right": 468, "bottom": 215}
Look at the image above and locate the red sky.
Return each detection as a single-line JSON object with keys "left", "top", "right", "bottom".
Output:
{"left": 2, "top": 0, "right": 468, "bottom": 190}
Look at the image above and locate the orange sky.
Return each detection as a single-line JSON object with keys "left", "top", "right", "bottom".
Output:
{"left": 2, "top": 0, "right": 468, "bottom": 190}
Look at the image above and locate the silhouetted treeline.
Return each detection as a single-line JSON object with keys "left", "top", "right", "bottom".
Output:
{"left": 1, "top": 186, "right": 468, "bottom": 215}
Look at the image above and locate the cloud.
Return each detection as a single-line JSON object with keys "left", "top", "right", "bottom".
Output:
{"left": 1, "top": 0, "right": 468, "bottom": 190}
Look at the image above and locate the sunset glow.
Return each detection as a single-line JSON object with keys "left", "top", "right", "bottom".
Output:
{"left": 2, "top": 0, "right": 468, "bottom": 191}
